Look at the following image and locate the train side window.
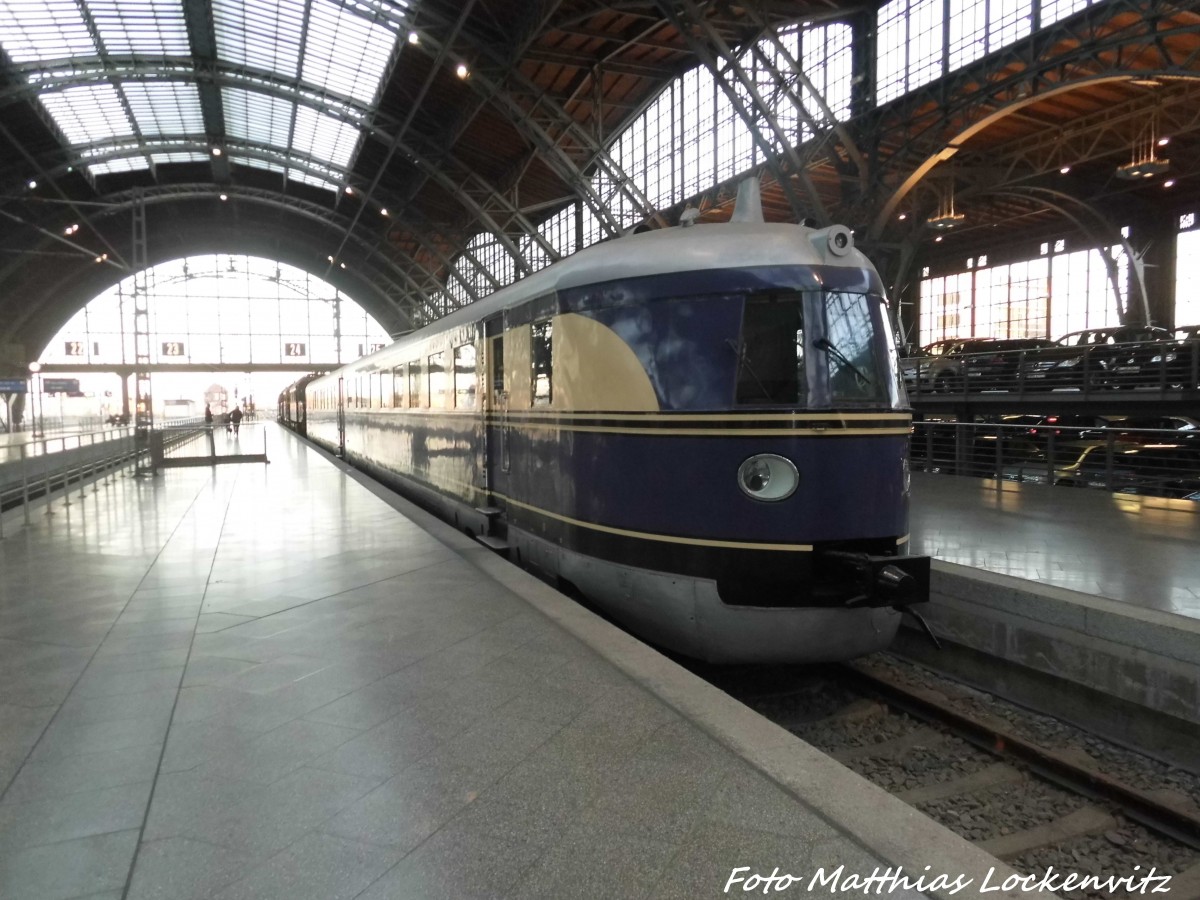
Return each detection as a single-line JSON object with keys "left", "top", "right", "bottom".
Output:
{"left": 408, "top": 362, "right": 419, "bottom": 407}
{"left": 531, "top": 320, "right": 552, "bottom": 407}
{"left": 370, "top": 372, "right": 380, "bottom": 409}
{"left": 392, "top": 366, "right": 403, "bottom": 407}
{"left": 455, "top": 344, "right": 477, "bottom": 409}
{"left": 736, "top": 295, "right": 805, "bottom": 404}
{"left": 491, "top": 334, "right": 505, "bottom": 397}
{"left": 428, "top": 351, "right": 446, "bottom": 408}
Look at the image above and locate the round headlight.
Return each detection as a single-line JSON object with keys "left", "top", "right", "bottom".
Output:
{"left": 737, "top": 454, "right": 799, "bottom": 501}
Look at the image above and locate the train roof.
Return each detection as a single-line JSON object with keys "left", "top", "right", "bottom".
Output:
{"left": 318, "top": 218, "right": 878, "bottom": 381}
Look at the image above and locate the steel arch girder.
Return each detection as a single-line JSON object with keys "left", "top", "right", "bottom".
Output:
{"left": 2, "top": 187, "right": 433, "bottom": 338}
{"left": 98, "top": 185, "right": 441, "bottom": 326}
{"left": 411, "top": 7, "right": 659, "bottom": 239}
{"left": 860, "top": 0, "right": 1200, "bottom": 239}
{"left": 653, "top": 0, "right": 825, "bottom": 225}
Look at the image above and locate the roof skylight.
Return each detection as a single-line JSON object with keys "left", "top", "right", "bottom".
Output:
{"left": 0, "top": 0, "right": 408, "bottom": 187}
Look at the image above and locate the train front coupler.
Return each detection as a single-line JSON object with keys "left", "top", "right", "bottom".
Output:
{"left": 823, "top": 550, "right": 940, "bottom": 649}
{"left": 821, "top": 549, "right": 931, "bottom": 610}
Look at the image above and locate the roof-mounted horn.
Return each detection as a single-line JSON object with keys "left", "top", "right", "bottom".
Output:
{"left": 729, "top": 176, "right": 764, "bottom": 224}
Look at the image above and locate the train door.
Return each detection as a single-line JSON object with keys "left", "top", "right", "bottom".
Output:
{"left": 336, "top": 376, "right": 346, "bottom": 458}
{"left": 484, "top": 316, "right": 507, "bottom": 503}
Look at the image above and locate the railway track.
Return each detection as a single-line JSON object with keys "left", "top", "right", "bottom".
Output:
{"left": 699, "top": 654, "right": 1200, "bottom": 900}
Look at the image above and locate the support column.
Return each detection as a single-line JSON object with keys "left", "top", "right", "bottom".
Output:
{"left": 132, "top": 190, "right": 153, "bottom": 472}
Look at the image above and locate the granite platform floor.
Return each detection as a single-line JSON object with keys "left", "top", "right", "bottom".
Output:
{"left": 909, "top": 472, "right": 1200, "bottom": 619}
{"left": 0, "top": 424, "right": 932, "bottom": 900}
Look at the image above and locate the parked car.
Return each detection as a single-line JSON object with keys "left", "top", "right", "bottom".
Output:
{"left": 1103, "top": 415, "right": 1200, "bottom": 442}
{"left": 899, "top": 344, "right": 935, "bottom": 393}
{"left": 911, "top": 337, "right": 1054, "bottom": 393}
{"left": 1162, "top": 328, "right": 1200, "bottom": 388}
{"left": 1021, "top": 325, "right": 1174, "bottom": 390}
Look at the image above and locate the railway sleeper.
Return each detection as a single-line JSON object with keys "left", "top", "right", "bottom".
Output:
{"left": 896, "top": 761, "right": 1026, "bottom": 805}
{"left": 829, "top": 725, "right": 950, "bottom": 764}
{"left": 980, "top": 805, "right": 1119, "bottom": 860}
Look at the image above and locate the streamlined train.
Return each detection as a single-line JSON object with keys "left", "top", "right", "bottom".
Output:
{"left": 279, "top": 184, "right": 929, "bottom": 663}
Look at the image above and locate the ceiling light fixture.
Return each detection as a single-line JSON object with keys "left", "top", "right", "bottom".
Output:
{"left": 219, "top": 193, "right": 228, "bottom": 201}
{"left": 926, "top": 175, "right": 964, "bottom": 230}
{"left": 898, "top": 212, "right": 907, "bottom": 221}
{"left": 455, "top": 63, "right": 469, "bottom": 79}
{"left": 211, "top": 147, "right": 222, "bottom": 157}
{"left": 1116, "top": 111, "right": 1169, "bottom": 180}
{"left": 1060, "top": 165, "right": 1071, "bottom": 174}
{"left": 1164, "top": 179, "right": 1176, "bottom": 188}
{"left": 408, "top": 31, "right": 419, "bottom": 44}
{"left": 380, "top": 208, "right": 389, "bottom": 217}
{"left": 27, "top": 179, "right": 36, "bottom": 189}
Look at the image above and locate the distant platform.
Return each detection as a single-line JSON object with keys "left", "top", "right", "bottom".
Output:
{"left": 910, "top": 472, "right": 1200, "bottom": 620}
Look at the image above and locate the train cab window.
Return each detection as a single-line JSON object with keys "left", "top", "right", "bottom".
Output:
{"left": 821, "top": 291, "right": 885, "bottom": 401}
{"left": 735, "top": 295, "right": 806, "bottom": 404}
{"left": 454, "top": 344, "right": 477, "bottom": 409}
{"left": 531, "top": 320, "right": 552, "bottom": 406}
{"left": 428, "top": 352, "right": 446, "bottom": 407}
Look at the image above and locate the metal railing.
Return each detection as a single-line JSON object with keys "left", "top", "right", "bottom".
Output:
{"left": 0, "top": 427, "right": 141, "bottom": 537}
{"left": 0, "top": 422, "right": 215, "bottom": 537}
{"left": 911, "top": 420, "right": 1200, "bottom": 499}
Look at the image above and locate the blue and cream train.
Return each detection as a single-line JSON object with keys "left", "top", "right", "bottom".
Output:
{"left": 279, "top": 188, "right": 929, "bottom": 663}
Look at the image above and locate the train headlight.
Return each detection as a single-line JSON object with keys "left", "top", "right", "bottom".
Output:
{"left": 737, "top": 454, "right": 799, "bottom": 501}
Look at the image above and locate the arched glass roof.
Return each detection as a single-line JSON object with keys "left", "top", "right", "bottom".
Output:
{"left": 0, "top": 0, "right": 408, "bottom": 189}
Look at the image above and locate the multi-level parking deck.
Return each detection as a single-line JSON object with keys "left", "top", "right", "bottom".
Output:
{"left": 0, "top": 423, "right": 1195, "bottom": 898}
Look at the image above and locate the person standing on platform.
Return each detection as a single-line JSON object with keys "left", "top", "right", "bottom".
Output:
{"left": 204, "top": 403, "right": 216, "bottom": 454}
{"left": 230, "top": 405, "right": 243, "bottom": 437}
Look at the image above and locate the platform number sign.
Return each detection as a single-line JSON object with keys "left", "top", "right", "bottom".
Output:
{"left": 64, "top": 340, "right": 85, "bottom": 356}
{"left": 284, "top": 342, "right": 307, "bottom": 357}
{"left": 161, "top": 341, "right": 185, "bottom": 357}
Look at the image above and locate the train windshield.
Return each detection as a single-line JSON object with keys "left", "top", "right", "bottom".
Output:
{"left": 820, "top": 290, "right": 887, "bottom": 403}
{"left": 735, "top": 290, "right": 896, "bottom": 406}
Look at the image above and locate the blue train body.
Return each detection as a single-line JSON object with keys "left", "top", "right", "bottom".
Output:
{"left": 281, "top": 201, "right": 929, "bottom": 663}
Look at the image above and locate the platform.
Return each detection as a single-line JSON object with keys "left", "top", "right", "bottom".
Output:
{"left": 1, "top": 422, "right": 1038, "bottom": 900}
{"left": 909, "top": 472, "right": 1200, "bottom": 620}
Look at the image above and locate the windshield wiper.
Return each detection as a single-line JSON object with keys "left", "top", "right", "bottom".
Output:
{"left": 726, "top": 338, "right": 771, "bottom": 400}
{"left": 814, "top": 337, "right": 873, "bottom": 386}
